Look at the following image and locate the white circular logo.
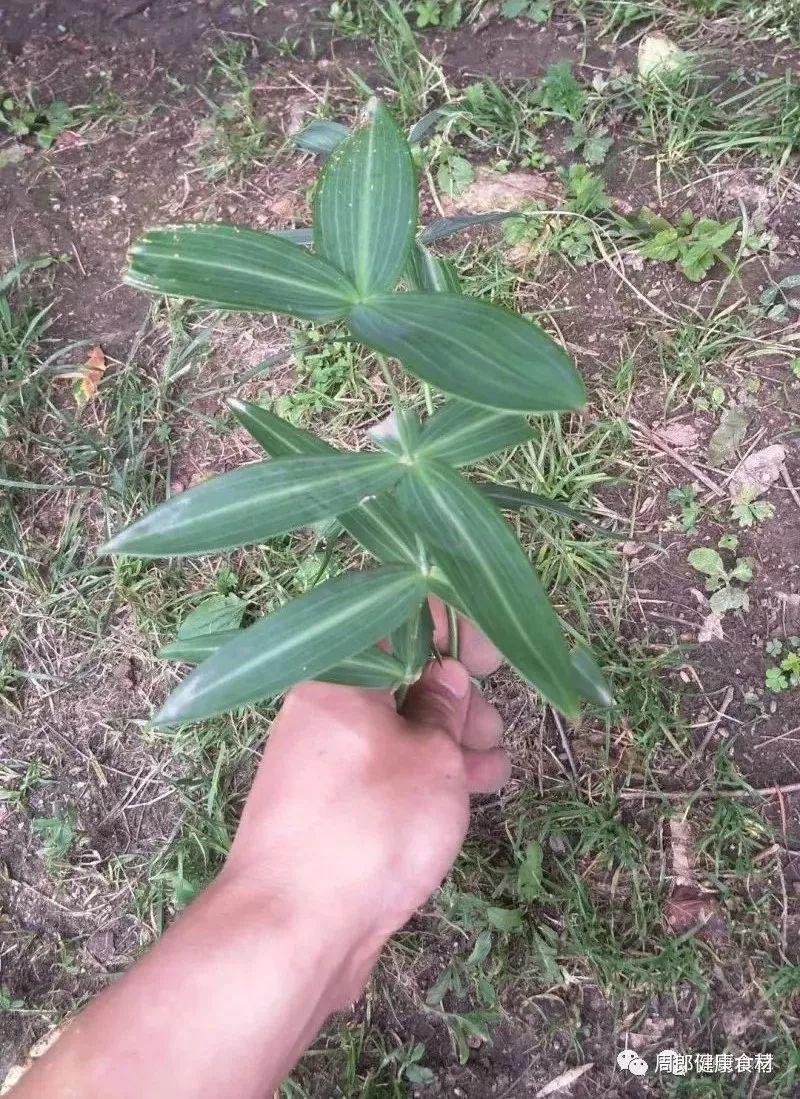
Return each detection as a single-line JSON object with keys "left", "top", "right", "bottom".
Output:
{"left": 617, "top": 1050, "right": 637, "bottom": 1070}
{"left": 629, "top": 1056, "right": 649, "bottom": 1076}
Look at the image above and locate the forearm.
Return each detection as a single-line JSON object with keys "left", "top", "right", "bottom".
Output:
{"left": 12, "top": 870, "right": 384, "bottom": 1099}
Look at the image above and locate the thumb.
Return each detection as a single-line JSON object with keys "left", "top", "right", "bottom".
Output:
{"left": 402, "top": 658, "right": 471, "bottom": 744}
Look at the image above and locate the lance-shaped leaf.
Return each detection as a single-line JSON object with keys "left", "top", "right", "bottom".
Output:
{"left": 398, "top": 462, "right": 580, "bottom": 716}
{"left": 476, "top": 482, "right": 625, "bottom": 540}
{"left": 348, "top": 293, "right": 585, "bottom": 413}
{"left": 418, "top": 401, "right": 538, "bottom": 467}
{"left": 293, "top": 118, "right": 350, "bottom": 156}
{"left": 569, "top": 645, "right": 613, "bottom": 707}
{"left": 314, "top": 99, "right": 417, "bottom": 295}
{"left": 404, "top": 242, "right": 461, "bottom": 293}
{"left": 419, "top": 211, "right": 516, "bottom": 245}
{"left": 103, "top": 453, "right": 403, "bottom": 558}
{"left": 159, "top": 630, "right": 406, "bottom": 689}
{"left": 229, "top": 400, "right": 420, "bottom": 565}
{"left": 154, "top": 565, "right": 428, "bottom": 724}
{"left": 228, "top": 398, "right": 333, "bottom": 456}
{"left": 391, "top": 600, "right": 434, "bottom": 677}
{"left": 126, "top": 224, "right": 357, "bottom": 321}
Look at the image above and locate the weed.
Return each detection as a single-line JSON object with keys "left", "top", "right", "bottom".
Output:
{"left": 668, "top": 484, "right": 701, "bottom": 532}
{"left": 730, "top": 487, "right": 774, "bottom": 529}
{"left": 688, "top": 546, "right": 752, "bottom": 615}
{"left": 195, "top": 40, "right": 271, "bottom": 178}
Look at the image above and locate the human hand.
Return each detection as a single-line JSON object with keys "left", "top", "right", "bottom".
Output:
{"left": 220, "top": 599, "right": 509, "bottom": 1000}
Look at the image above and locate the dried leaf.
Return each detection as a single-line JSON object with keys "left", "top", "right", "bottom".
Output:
{"left": 60, "top": 345, "right": 107, "bottom": 405}
{"left": 535, "top": 1063, "right": 594, "bottom": 1097}
{"left": 729, "top": 444, "right": 786, "bottom": 500}
{"left": 665, "top": 883, "right": 723, "bottom": 936}
{"left": 441, "top": 166, "right": 559, "bottom": 215}
{"left": 668, "top": 816, "right": 695, "bottom": 885}
{"left": 638, "top": 33, "right": 685, "bottom": 81}
{"left": 653, "top": 421, "right": 698, "bottom": 450}
{"left": 698, "top": 612, "right": 724, "bottom": 643}
{"left": 707, "top": 406, "right": 750, "bottom": 466}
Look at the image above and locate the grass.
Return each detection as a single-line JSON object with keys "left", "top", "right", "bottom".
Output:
{"left": 4, "top": 0, "right": 800, "bottom": 1093}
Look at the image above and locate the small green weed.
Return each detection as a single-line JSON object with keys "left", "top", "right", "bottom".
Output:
{"left": 501, "top": 0, "right": 552, "bottom": 20}
{"left": 620, "top": 207, "right": 739, "bottom": 282}
{"left": 33, "top": 809, "right": 77, "bottom": 865}
{"left": 688, "top": 546, "right": 752, "bottom": 615}
{"left": 730, "top": 487, "right": 774, "bottom": 529}
{"left": 195, "top": 41, "right": 271, "bottom": 178}
{"left": 668, "top": 484, "right": 701, "bottom": 532}
{"left": 764, "top": 637, "right": 800, "bottom": 693}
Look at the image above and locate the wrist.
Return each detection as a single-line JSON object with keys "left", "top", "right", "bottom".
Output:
{"left": 211, "top": 862, "right": 388, "bottom": 1011}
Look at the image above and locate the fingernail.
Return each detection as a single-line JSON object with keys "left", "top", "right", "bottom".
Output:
{"left": 431, "top": 659, "right": 470, "bottom": 699}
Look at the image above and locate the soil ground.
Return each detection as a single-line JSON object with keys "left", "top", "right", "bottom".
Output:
{"left": 2, "top": 0, "right": 800, "bottom": 1096}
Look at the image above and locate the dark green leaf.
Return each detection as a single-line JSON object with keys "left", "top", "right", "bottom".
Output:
{"left": 419, "top": 401, "right": 537, "bottom": 466}
{"left": 229, "top": 399, "right": 420, "bottom": 564}
{"left": 292, "top": 118, "right": 350, "bottom": 156}
{"left": 398, "top": 462, "right": 579, "bottom": 716}
{"left": 404, "top": 242, "right": 460, "bottom": 293}
{"left": 103, "top": 454, "right": 403, "bottom": 557}
{"left": 160, "top": 628, "right": 406, "bottom": 689}
{"left": 407, "top": 104, "right": 461, "bottom": 145}
{"left": 419, "top": 212, "right": 515, "bottom": 245}
{"left": 228, "top": 398, "right": 333, "bottom": 456}
{"left": 314, "top": 100, "right": 417, "bottom": 295}
{"left": 126, "top": 224, "right": 358, "bottom": 321}
{"left": 391, "top": 600, "right": 434, "bottom": 676}
{"left": 476, "top": 482, "right": 625, "bottom": 540}
{"left": 348, "top": 292, "right": 585, "bottom": 412}
{"left": 154, "top": 565, "right": 428, "bottom": 723}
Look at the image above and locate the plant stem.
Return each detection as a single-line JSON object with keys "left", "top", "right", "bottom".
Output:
{"left": 376, "top": 354, "right": 401, "bottom": 408}
{"left": 446, "top": 603, "right": 460, "bottom": 661}
{"left": 422, "top": 383, "right": 434, "bottom": 416}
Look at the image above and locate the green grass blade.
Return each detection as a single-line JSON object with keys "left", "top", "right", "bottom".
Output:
{"left": 126, "top": 224, "right": 358, "bottom": 321}
{"left": 313, "top": 99, "right": 417, "bottom": 295}
{"left": 398, "top": 462, "right": 580, "bottom": 716}
{"left": 419, "top": 401, "right": 538, "bottom": 467}
{"left": 154, "top": 566, "right": 428, "bottom": 724}
{"left": 159, "top": 629, "right": 406, "bottom": 689}
{"left": 348, "top": 292, "right": 585, "bottom": 413}
{"left": 230, "top": 400, "right": 420, "bottom": 565}
{"left": 103, "top": 454, "right": 403, "bottom": 558}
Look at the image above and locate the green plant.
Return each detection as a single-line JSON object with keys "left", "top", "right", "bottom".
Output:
{"left": 688, "top": 546, "right": 752, "bottom": 614}
{"left": 105, "top": 99, "right": 609, "bottom": 727}
{"left": 731, "top": 486, "right": 774, "bottom": 528}
{"left": 667, "top": 484, "right": 701, "bottom": 532}
{"left": 758, "top": 274, "right": 800, "bottom": 320}
{"left": 0, "top": 89, "right": 73, "bottom": 148}
{"left": 414, "top": 0, "right": 461, "bottom": 26}
{"left": 501, "top": 0, "right": 552, "bottom": 21}
{"left": 622, "top": 208, "right": 739, "bottom": 282}
{"left": 764, "top": 637, "right": 800, "bottom": 692}
{"left": 33, "top": 809, "right": 76, "bottom": 863}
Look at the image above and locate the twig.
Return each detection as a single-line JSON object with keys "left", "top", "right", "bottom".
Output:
{"left": 620, "top": 780, "right": 800, "bottom": 802}
{"left": 676, "top": 685, "right": 734, "bottom": 775}
{"left": 629, "top": 417, "right": 725, "bottom": 498}
{"left": 781, "top": 463, "right": 800, "bottom": 510}
{"left": 550, "top": 710, "right": 578, "bottom": 779}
